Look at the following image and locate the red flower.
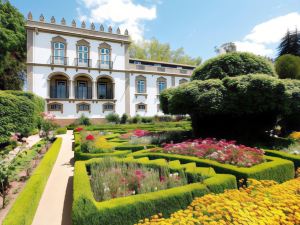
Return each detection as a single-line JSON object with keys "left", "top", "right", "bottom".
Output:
{"left": 86, "top": 134, "right": 95, "bottom": 141}
{"left": 75, "top": 127, "right": 83, "bottom": 132}
{"left": 133, "top": 129, "right": 150, "bottom": 137}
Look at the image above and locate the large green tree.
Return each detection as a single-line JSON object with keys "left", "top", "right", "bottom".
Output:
{"left": 0, "top": 0, "right": 26, "bottom": 90}
{"left": 129, "top": 38, "right": 201, "bottom": 66}
{"left": 277, "top": 29, "right": 300, "bottom": 57}
{"left": 275, "top": 54, "right": 300, "bottom": 79}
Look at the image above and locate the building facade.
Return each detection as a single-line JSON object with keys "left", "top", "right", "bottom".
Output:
{"left": 26, "top": 13, "right": 195, "bottom": 125}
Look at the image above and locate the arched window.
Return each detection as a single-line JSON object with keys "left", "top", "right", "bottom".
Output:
{"left": 157, "top": 77, "right": 167, "bottom": 94}
{"left": 51, "top": 36, "right": 67, "bottom": 65}
{"left": 47, "top": 102, "right": 63, "bottom": 113}
{"left": 136, "top": 75, "right": 146, "bottom": 94}
{"left": 76, "top": 39, "right": 90, "bottom": 67}
{"left": 97, "top": 77, "right": 114, "bottom": 99}
{"left": 76, "top": 102, "right": 91, "bottom": 113}
{"left": 103, "top": 102, "right": 115, "bottom": 112}
{"left": 179, "top": 78, "right": 188, "bottom": 85}
{"left": 136, "top": 103, "right": 147, "bottom": 112}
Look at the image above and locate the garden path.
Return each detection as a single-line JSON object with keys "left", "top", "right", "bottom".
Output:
{"left": 32, "top": 130, "right": 74, "bottom": 225}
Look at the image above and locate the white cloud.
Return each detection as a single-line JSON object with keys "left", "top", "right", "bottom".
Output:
{"left": 77, "top": 0, "right": 157, "bottom": 41}
{"left": 235, "top": 12, "right": 300, "bottom": 57}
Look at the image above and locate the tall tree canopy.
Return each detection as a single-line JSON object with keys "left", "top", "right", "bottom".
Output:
{"left": 129, "top": 38, "right": 201, "bottom": 66}
{"left": 0, "top": 0, "right": 26, "bottom": 90}
{"left": 277, "top": 29, "right": 300, "bottom": 57}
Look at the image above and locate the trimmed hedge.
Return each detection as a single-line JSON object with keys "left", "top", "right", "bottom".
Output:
{"left": 3, "top": 138, "right": 62, "bottom": 225}
{"left": 0, "top": 91, "right": 44, "bottom": 144}
{"left": 55, "top": 127, "right": 67, "bottom": 135}
{"left": 265, "top": 150, "right": 300, "bottom": 169}
{"left": 115, "top": 144, "right": 156, "bottom": 152}
{"left": 72, "top": 157, "right": 236, "bottom": 225}
{"left": 131, "top": 151, "right": 295, "bottom": 183}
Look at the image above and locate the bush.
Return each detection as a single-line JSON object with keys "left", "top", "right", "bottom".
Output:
{"left": 160, "top": 74, "right": 300, "bottom": 139}
{"left": 54, "top": 127, "right": 67, "bottom": 135}
{"left": 131, "top": 115, "right": 142, "bottom": 124}
{"left": 2, "top": 138, "right": 62, "bottom": 225}
{"left": 78, "top": 114, "right": 91, "bottom": 126}
{"left": 0, "top": 91, "right": 44, "bottom": 145}
{"left": 265, "top": 150, "right": 300, "bottom": 169}
{"left": 192, "top": 52, "right": 276, "bottom": 80}
{"left": 72, "top": 157, "right": 236, "bottom": 225}
{"left": 141, "top": 116, "right": 154, "bottom": 123}
{"left": 120, "top": 113, "right": 128, "bottom": 124}
{"left": 105, "top": 113, "right": 120, "bottom": 124}
{"left": 131, "top": 151, "right": 295, "bottom": 183}
{"left": 275, "top": 54, "right": 300, "bottom": 79}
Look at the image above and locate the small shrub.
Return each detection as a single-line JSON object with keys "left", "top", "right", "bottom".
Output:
{"left": 105, "top": 113, "right": 120, "bottom": 124}
{"left": 141, "top": 116, "right": 154, "bottom": 123}
{"left": 120, "top": 113, "right": 128, "bottom": 124}
{"left": 131, "top": 115, "right": 142, "bottom": 124}
{"left": 54, "top": 127, "right": 67, "bottom": 135}
{"left": 275, "top": 54, "right": 300, "bottom": 79}
{"left": 77, "top": 114, "right": 91, "bottom": 126}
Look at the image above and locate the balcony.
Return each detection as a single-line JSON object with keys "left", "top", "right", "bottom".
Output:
{"left": 98, "top": 60, "right": 113, "bottom": 70}
{"left": 75, "top": 58, "right": 92, "bottom": 67}
{"left": 50, "top": 56, "right": 68, "bottom": 66}
{"left": 75, "top": 86, "right": 92, "bottom": 100}
{"left": 129, "top": 63, "right": 193, "bottom": 75}
{"left": 50, "top": 85, "right": 69, "bottom": 99}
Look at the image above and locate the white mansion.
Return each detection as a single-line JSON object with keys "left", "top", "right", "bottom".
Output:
{"left": 26, "top": 13, "right": 195, "bottom": 125}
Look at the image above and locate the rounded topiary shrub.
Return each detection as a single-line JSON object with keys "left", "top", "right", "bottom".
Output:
{"left": 192, "top": 52, "right": 276, "bottom": 80}
{"left": 275, "top": 54, "right": 300, "bottom": 79}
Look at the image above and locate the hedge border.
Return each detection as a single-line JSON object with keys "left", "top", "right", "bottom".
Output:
{"left": 3, "top": 138, "right": 62, "bottom": 225}
{"left": 130, "top": 150, "right": 295, "bottom": 183}
{"left": 265, "top": 150, "right": 300, "bottom": 169}
{"left": 72, "top": 157, "right": 236, "bottom": 225}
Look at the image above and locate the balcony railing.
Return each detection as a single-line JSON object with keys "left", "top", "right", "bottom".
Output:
{"left": 98, "top": 60, "right": 113, "bottom": 70}
{"left": 75, "top": 86, "right": 92, "bottom": 99}
{"left": 50, "top": 85, "right": 69, "bottom": 99}
{"left": 50, "top": 56, "right": 68, "bottom": 66}
{"left": 129, "top": 64, "right": 193, "bottom": 75}
{"left": 75, "top": 58, "right": 92, "bottom": 67}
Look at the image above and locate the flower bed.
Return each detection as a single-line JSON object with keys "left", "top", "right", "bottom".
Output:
{"left": 130, "top": 150, "right": 295, "bottom": 183}
{"left": 90, "top": 158, "right": 187, "bottom": 201}
{"left": 163, "top": 138, "right": 264, "bottom": 167}
{"left": 137, "top": 178, "right": 300, "bottom": 225}
{"left": 72, "top": 157, "right": 236, "bottom": 225}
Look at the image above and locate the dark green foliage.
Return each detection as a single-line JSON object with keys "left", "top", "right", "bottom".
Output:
{"left": 160, "top": 74, "right": 300, "bottom": 139}
{"left": 0, "top": 91, "right": 45, "bottom": 145}
{"left": 72, "top": 157, "right": 236, "bottom": 225}
{"left": 120, "top": 113, "right": 128, "bottom": 124}
{"left": 3, "top": 138, "right": 62, "bottom": 225}
{"left": 277, "top": 29, "right": 300, "bottom": 57}
{"left": 275, "top": 54, "right": 300, "bottom": 79}
{"left": 141, "top": 116, "right": 154, "bottom": 123}
{"left": 0, "top": 1, "right": 26, "bottom": 90}
{"left": 105, "top": 113, "right": 120, "bottom": 124}
{"left": 192, "top": 52, "right": 276, "bottom": 81}
{"left": 78, "top": 114, "right": 91, "bottom": 126}
{"left": 131, "top": 114, "right": 142, "bottom": 124}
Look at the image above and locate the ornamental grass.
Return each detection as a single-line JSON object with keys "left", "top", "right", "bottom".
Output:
{"left": 137, "top": 177, "right": 300, "bottom": 225}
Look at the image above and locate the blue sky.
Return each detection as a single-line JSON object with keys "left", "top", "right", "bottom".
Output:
{"left": 11, "top": 0, "right": 300, "bottom": 61}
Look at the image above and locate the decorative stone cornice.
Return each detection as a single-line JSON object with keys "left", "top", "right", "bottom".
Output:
{"left": 26, "top": 13, "right": 130, "bottom": 43}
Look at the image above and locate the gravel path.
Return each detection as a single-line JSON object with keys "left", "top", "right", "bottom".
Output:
{"left": 31, "top": 131, "right": 74, "bottom": 225}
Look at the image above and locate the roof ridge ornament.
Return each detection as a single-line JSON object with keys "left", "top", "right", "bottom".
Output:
{"left": 81, "top": 21, "right": 86, "bottom": 28}
{"left": 100, "top": 24, "right": 104, "bottom": 32}
{"left": 50, "top": 16, "right": 56, "bottom": 24}
{"left": 91, "top": 22, "right": 95, "bottom": 30}
{"left": 39, "top": 14, "right": 45, "bottom": 22}
{"left": 116, "top": 27, "right": 121, "bottom": 34}
{"left": 108, "top": 26, "right": 112, "bottom": 33}
{"left": 61, "top": 18, "right": 66, "bottom": 25}
{"left": 124, "top": 29, "right": 128, "bottom": 35}
{"left": 27, "top": 12, "right": 32, "bottom": 20}
{"left": 72, "top": 19, "right": 76, "bottom": 28}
